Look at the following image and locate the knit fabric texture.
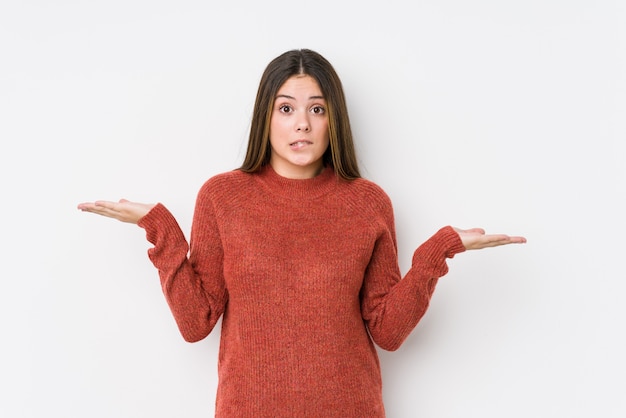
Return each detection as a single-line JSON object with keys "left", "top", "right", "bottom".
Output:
{"left": 138, "top": 164, "right": 465, "bottom": 417}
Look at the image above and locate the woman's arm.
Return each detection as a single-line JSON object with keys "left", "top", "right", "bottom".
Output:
{"left": 360, "top": 200, "right": 525, "bottom": 351}
{"left": 77, "top": 195, "right": 228, "bottom": 342}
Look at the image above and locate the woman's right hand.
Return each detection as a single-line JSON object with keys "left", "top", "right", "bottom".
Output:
{"left": 77, "top": 199, "right": 155, "bottom": 224}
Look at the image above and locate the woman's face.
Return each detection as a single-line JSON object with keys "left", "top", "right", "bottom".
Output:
{"left": 269, "top": 75, "right": 330, "bottom": 179}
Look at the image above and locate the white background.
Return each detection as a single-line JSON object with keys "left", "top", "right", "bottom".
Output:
{"left": 1, "top": 1, "right": 624, "bottom": 417}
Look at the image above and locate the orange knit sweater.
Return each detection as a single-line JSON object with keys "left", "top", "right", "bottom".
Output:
{"left": 138, "top": 165, "right": 465, "bottom": 417}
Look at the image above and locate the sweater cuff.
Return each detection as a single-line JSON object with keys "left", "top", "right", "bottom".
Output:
{"left": 412, "top": 225, "right": 466, "bottom": 271}
{"left": 438, "top": 225, "right": 466, "bottom": 259}
{"left": 137, "top": 203, "right": 186, "bottom": 246}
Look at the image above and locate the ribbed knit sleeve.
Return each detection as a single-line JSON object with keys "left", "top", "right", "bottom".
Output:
{"left": 137, "top": 188, "right": 227, "bottom": 342}
{"left": 360, "top": 202, "right": 465, "bottom": 351}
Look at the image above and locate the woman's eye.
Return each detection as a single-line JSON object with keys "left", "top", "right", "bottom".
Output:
{"left": 311, "top": 106, "right": 325, "bottom": 115}
{"left": 279, "top": 105, "right": 292, "bottom": 113}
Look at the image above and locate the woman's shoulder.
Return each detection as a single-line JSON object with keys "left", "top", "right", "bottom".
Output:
{"left": 197, "top": 169, "right": 254, "bottom": 199}
{"left": 347, "top": 177, "right": 391, "bottom": 200}
{"left": 206, "top": 168, "right": 250, "bottom": 184}
{"left": 340, "top": 177, "right": 394, "bottom": 214}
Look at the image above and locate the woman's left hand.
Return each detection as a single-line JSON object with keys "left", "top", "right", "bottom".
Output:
{"left": 453, "top": 227, "right": 527, "bottom": 250}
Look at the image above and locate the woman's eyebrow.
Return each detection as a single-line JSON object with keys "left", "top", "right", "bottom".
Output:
{"left": 275, "top": 94, "right": 325, "bottom": 100}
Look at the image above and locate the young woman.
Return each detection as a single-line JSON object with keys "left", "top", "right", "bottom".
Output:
{"left": 78, "top": 49, "right": 526, "bottom": 417}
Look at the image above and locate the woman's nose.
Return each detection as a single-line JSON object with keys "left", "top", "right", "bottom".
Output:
{"left": 295, "top": 115, "right": 311, "bottom": 132}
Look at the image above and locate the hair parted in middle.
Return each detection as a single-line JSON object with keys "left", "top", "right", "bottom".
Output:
{"left": 239, "top": 49, "right": 361, "bottom": 180}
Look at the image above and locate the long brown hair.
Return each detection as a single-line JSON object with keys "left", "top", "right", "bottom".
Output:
{"left": 239, "top": 49, "right": 361, "bottom": 180}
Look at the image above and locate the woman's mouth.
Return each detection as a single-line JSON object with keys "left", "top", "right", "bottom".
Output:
{"left": 290, "top": 140, "right": 312, "bottom": 150}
